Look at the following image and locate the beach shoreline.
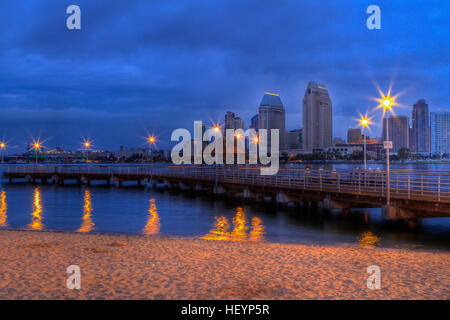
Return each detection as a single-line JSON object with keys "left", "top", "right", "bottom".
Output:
{"left": 0, "top": 229, "right": 448, "bottom": 300}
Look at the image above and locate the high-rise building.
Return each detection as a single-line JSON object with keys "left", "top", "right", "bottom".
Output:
{"left": 382, "top": 115, "right": 410, "bottom": 153}
{"left": 285, "top": 129, "right": 302, "bottom": 150}
{"left": 250, "top": 114, "right": 259, "bottom": 131}
{"left": 430, "top": 111, "right": 450, "bottom": 154}
{"left": 347, "top": 128, "right": 362, "bottom": 144}
{"left": 233, "top": 117, "right": 244, "bottom": 130}
{"left": 302, "top": 82, "right": 332, "bottom": 152}
{"left": 258, "top": 92, "right": 286, "bottom": 150}
{"left": 411, "top": 99, "right": 430, "bottom": 153}
{"left": 224, "top": 111, "right": 244, "bottom": 130}
{"left": 225, "top": 112, "right": 235, "bottom": 129}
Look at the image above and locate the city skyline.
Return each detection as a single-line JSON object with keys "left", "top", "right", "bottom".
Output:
{"left": 0, "top": 1, "right": 448, "bottom": 150}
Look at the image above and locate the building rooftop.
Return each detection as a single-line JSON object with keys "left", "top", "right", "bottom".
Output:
{"left": 260, "top": 92, "right": 284, "bottom": 107}
{"left": 308, "top": 81, "right": 327, "bottom": 91}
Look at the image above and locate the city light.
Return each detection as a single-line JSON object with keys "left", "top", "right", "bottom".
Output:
{"left": 235, "top": 133, "right": 241, "bottom": 139}
{"left": 375, "top": 89, "right": 398, "bottom": 207}
{"left": 382, "top": 96, "right": 393, "bottom": 110}
{"left": 0, "top": 141, "right": 6, "bottom": 163}
{"left": 360, "top": 117, "right": 369, "bottom": 127}
{"left": 30, "top": 137, "right": 45, "bottom": 164}
{"left": 214, "top": 126, "right": 221, "bottom": 133}
{"left": 31, "top": 138, "right": 43, "bottom": 152}
{"left": 253, "top": 136, "right": 259, "bottom": 143}
{"left": 81, "top": 138, "right": 93, "bottom": 150}
{"left": 144, "top": 133, "right": 158, "bottom": 163}
{"left": 81, "top": 138, "right": 93, "bottom": 163}
{"left": 357, "top": 114, "right": 372, "bottom": 171}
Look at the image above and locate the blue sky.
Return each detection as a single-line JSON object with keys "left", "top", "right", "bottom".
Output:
{"left": 0, "top": 0, "right": 448, "bottom": 151}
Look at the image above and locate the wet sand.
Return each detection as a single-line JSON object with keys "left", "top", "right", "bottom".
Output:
{"left": 0, "top": 229, "right": 448, "bottom": 299}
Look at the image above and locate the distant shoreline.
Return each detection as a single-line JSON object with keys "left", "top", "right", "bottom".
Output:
{"left": 0, "top": 229, "right": 448, "bottom": 299}
{"left": 1, "top": 159, "right": 449, "bottom": 165}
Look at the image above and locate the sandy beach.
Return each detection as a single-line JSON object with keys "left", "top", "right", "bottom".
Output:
{"left": 0, "top": 229, "right": 448, "bottom": 299}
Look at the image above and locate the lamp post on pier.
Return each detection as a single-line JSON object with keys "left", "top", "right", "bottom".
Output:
{"left": 0, "top": 142, "right": 5, "bottom": 164}
{"left": 359, "top": 117, "right": 370, "bottom": 170}
{"left": 381, "top": 95, "right": 394, "bottom": 206}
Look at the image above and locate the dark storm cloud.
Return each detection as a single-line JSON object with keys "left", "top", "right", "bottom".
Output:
{"left": 0, "top": 0, "right": 448, "bottom": 150}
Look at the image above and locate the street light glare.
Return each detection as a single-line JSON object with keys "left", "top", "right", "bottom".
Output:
{"left": 382, "top": 96, "right": 393, "bottom": 110}
{"left": 360, "top": 118, "right": 369, "bottom": 127}
{"left": 0, "top": 142, "right": 5, "bottom": 149}
{"left": 214, "top": 126, "right": 220, "bottom": 133}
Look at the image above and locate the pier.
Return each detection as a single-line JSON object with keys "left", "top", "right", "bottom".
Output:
{"left": 2, "top": 164, "right": 450, "bottom": 224}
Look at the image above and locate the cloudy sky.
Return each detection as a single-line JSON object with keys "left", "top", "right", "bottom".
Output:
{"left": 0, "top": 0, "right": 448, "bottom": 151}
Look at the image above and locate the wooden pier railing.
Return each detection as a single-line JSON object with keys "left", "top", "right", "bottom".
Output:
{"left": 2, "top": 164, "right": 450, "bottom": 204}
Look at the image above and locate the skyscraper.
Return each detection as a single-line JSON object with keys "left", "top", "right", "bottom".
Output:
{"left": 382, "top": 115, "right": 410, "bottom": 153}
{"left": 302, "top": 82, "right": 332, "bottom": 152}
{"left": 224, "top": 111, "right": 244, "bottom": 130}
{"left": 250, "top": 114, "right": 259, "bottom": 131}
{"left": 258, "top": 92, "right": 285, "bottom": 150}
{"left": 411, "top": 99, "right": 430, "bottom": 153}
{"left": 430, "top": 111, "right": 450, "bottom": 154}
{"left": 225, "top": 112, "right": 235, "bottom": 129}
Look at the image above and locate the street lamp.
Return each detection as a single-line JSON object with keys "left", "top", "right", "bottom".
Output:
{"left": 359, "top": 116, "right": 371, "bottom": 170}
{"left": 82, "top": 139, "right": 93, "bottom": 163}
{"left": 381, "top": 95, "right": 394, "bottom": 206}
{"left": 32, "top": 142, "right": 42, "bottom": 164}
{"left": 0, "top": 141, "right": 6, "bottom": 164}
{"left": 147, "top": 136, "right": 156, "bottom": 162}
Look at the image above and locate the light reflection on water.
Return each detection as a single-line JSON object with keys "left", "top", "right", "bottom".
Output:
{"left": 143, "top": 198, "right": 160, "bottom": 236}
{"left": 78, "top": 189, "right": 94, "bottom": 233}
{"left": 202, "top": 206, "right": 266, "bottom": 241}
{"left": 0, "top": 190, "right": 7, "bottom": 227}
{"left": 29, "top": 187, "right": 43, "bottom": 230}
{"left": 358, "top": 231, "right": 381, "bottom": 247}
{"left": 0, "top": 183, "right": 447, "bottom": 250}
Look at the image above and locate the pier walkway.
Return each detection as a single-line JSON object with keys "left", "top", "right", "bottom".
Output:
{"left": 2, "top": 164, "right": 450, "bottom": 221}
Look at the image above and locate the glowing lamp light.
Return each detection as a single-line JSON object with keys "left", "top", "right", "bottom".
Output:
{"left": 214, "top": 126, "right": 220, "bottom": 133}
{"left": 148, "top": 136, "right": 155, "bottom": 143}
{"left": 235, "top": 133, "right": 241, "bottom": 139}
{"left": 360, "top": 118, "right": 369, "bottom": 127}
{"left": 382, "top": 96, "right": 393, "bottom": 110}
{"left": 0, "top": 142, "right": 5, "bottom": 149}
{"left": 84, "top": 142, "right": 91, "bottom": 148}
{"left": 253, "top": 137, "right": 259, "bottom": 143}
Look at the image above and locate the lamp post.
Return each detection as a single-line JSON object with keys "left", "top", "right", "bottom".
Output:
{"left": 360, "top": 117, "right": 369, "bottom": 170}
{"left": 34, "top": 143, "right": 41, "bottom": 164}
{"left": 147, "top": 136, "right": 155, "bottom": 162}
{"left": 0, "top": 142, "right": 5, "bottom": 164}
{"left": 382, "top": 96, "right": 393, "bottom": 206}
{"left": 84, "top": 141, "right": 91, "bottom": 162}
